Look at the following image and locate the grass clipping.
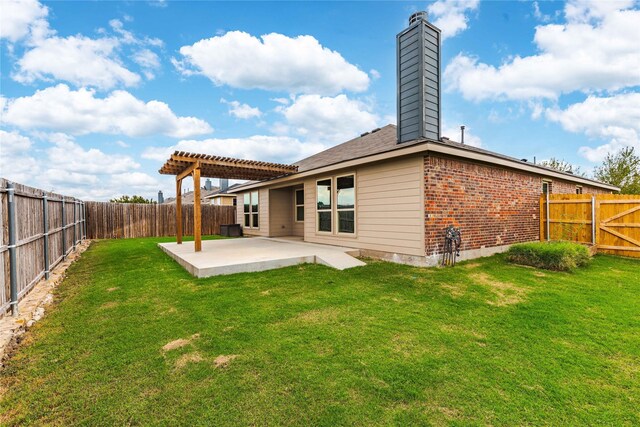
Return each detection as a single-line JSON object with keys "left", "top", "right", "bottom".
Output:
{"left": 506, "top": 241, "right": 590, "bottom": 271}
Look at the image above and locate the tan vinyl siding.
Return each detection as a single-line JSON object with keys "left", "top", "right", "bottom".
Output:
{"left": 268, "top": 188, "right": 293, "bottom": 237}
{"left": 303, "top": 155, "right": 425, "bottom": 256}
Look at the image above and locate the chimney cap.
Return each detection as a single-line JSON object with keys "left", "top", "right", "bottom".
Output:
{"left": 408, "top": 11, "right": 428, "bottom": 25}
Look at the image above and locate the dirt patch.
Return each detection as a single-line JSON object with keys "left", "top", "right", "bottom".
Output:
{"left": 292, "top": 307, "right": 340, "bottom": 324}
{"left": 440, "top": 283, "right": 466, "bottom": 298}
{"left": 162, "top": 333, "right": 200, "bottom": 352}
{"left": 260, "top": 290, "right": 271, "bottom": 296}
{"left": 533, "top": 272, "right": 546, "bottom": 278}
{"left": 175, "top": 352, "right": 204, "bottom": 369}
{"left": 463, "top": 262, "right": 481, "bottom": 269}
{"left": 100, "top": 301, "right": 119, "bottom": 310}
{"left": 214, "top": 354, "right": 238, "bottom": 368}
{"left": 106, "top": 287, "right": 119, "bottom": 292}
{"left": 471, "top": 272, "right": 529, "bottom": 306}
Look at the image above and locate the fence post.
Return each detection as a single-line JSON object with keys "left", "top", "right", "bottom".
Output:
{"left": 43, "top": 194, "right": 50, "bottom": 280}
{"left": 62, "top": 198, "right": 66, "bottom": 260}
{"left": 83, "top": 202, "right": 86, "bottom": 239}
{"left": 546, "top": 192, "right": 550, "bottom": 241}
{"left": 591, "top": 196, "right": 596, "bottom": 246}
{"left": 7, "top": 183, "right": 18, "bottom": 317}
{"left": 73, "top": 200, "right": 77, "bottom": 251}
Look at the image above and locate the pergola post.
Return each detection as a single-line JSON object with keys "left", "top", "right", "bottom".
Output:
{"left": 176, "top": 178, "right": 183, "bottom": 244}
{"left": 193, "top": 166, "right": 202, "bottom": 252}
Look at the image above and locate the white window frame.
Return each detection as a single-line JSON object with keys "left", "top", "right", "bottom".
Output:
{"left": 316, "top": 177, "right": 333, "bottom": 234}
{"left": 335, "top": 173, "right": 356, "bottom": 236}
{"left": 243, "top": 191, "right": 259, "bottom": 229}
{"left": 294, "top": 188, "right": 304, "bottom": 223}
{"left": 576, "top": 185, "right": 583, "bottom": 194}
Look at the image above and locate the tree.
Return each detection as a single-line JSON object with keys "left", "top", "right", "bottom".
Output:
{"left": 594, "top": 147, "right": 640, "bottom": 194}
{"left": 110, "top": 195, "right": 156, "bottom": 204}
{"left": 539, "top": 157, "right": 584, "bottom": 176}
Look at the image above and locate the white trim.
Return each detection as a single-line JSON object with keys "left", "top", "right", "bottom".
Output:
{"left": 242, "top": 191, "right": 260, "bottom": 229}
{"left": 315, "top": 177, "right": 333, "bottom": 234}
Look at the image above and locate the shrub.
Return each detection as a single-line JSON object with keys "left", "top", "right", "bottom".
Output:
{"left": 506, "top": 242, "right": 591, "bottom": 271}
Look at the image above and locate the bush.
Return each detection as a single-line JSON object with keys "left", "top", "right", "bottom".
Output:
{"left": 506, "top": 242, "right": 591, "bottom": 271}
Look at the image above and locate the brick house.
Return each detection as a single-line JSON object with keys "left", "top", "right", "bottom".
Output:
{"left": 228, "top": 12, "right": 617, "bottom": 266}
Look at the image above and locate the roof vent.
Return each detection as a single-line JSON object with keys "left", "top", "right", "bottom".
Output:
{"left": 441, "top": 136, "right": 450, "bottom": 141}
{"left": 360, "top": 131, "right": 370, "bottom": 137}
{"left": 371, "top": 127, "right": 381, "bottom": 133}
{"left": 521, "top": 159, "right": 528, "bottom": 162}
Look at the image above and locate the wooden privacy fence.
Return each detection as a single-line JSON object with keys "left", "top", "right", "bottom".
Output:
{"left": 0, "top": 179, "right": 85, "bottom": 317}
{"left": 540, "top": 193, "right": 640, "bottom": 258}
{"left": 84, "top": 202, "right": 236, "bottom": 239}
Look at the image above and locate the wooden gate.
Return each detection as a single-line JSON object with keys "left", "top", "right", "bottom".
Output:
{"left": 540, "top": 194, "right": 640, "bottom": 258}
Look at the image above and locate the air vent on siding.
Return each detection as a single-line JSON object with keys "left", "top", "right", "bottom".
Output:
{"left": 396, "top": 11, "right": 441, "bottom": 143}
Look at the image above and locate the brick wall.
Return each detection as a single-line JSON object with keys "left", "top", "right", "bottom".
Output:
{"left": 424, "top": 155, "right": 610, "bottom": 255}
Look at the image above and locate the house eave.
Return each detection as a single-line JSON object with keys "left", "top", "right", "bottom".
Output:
{"left": 229, "top": 141, "right": 620, "bottom": 193}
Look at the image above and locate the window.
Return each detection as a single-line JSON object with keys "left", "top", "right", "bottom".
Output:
{"left": 336, "top": 175, "right": 355, "bottom": 234}
{"left": 243, "top": 192, "right": 259, "bottom": 228}
{"left": 317, "top": 179, "right": 332, "bottom": 232}
{"left": 576, "top": 186, "right": 583, "bottom": 194}
{"left": 251, "top": 191, "right": 259, "bottom": 228}
{"left": 295, "top": 189, "right": 304, "bottom": 222}
{"left": 542, "top": 181, "right": 552, "bottom": 194}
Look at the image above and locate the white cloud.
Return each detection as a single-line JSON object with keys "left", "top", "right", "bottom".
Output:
{"left": 14, "top": 35, "right": 142, "bottom": 89}
{"left": 444, "top": 1, "right": 640, "bottom": 101}
{"left": 0, "top": 0, "right": 49, "bottom": 42}
{"left": 174, "top": 31, "right": 370, "bottom": 95}
{"left": 0, "top": 129, "right": 33, "bottom": 153}
{"left": 0, "top": 131, "right": 161, "bottom": 200}
{"left": 115, "top": 140, "right": 130, "bottom": 148}
{"left": 132, "top": 48, "right": 161, "bottom": 79}
{"left": 545, "top": 93, "right": 640, "bottom": 162}
{"left": 46, "top": 134, "right": 139, "bottom": 174}
{"left": 142, "top": 135, "right": 325, "bottom": 165}
{"left": 220, "top": 98, "right": 262, "bottom": 119}
{"left": 1, "top": 84, "right": 213, "bottom": 138}
{"left": 281, "top": 94, "right": 380, "bottom": 144}
{"left": 370, "top": 69, "right": 381, "bottom": 79}
{"left": 9, "top": 11, "right": 163, "bottom": 90}
{"left": 427, "top": 0, "right": 480, "bottom": 41}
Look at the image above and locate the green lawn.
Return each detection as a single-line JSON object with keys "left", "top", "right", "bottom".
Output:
{"left": 1, "top": 236, "right": 639, "bottom": 426}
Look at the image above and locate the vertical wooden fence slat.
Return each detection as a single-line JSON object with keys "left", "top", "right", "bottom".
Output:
{"left": 83, "top": 201, "right": 236, "bottom": 240}
{"left": 541, "top": 193, "right": 640, "bottom": 258}
{"left": 0, "top": 179, "right": 85, "bottom": 317}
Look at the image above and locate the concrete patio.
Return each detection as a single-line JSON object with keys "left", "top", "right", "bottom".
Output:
{"left": 158, "top": 237, "right": 365, "bottom": 278}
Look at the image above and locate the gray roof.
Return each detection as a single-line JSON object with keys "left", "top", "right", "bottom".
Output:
{"left": 294, "top": 125, "right": 424, "bottom": 172}
{"left": 232, "top": 124, "right": 616, "bottom": 191}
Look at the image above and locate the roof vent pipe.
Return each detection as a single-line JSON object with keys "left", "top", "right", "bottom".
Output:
{"left": 460, "top": 125, "right": 465, "bottom": 144}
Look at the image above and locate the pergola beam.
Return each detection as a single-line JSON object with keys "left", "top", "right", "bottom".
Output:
{"left": 176, "top": 161, "right": 200, "bottom": 182}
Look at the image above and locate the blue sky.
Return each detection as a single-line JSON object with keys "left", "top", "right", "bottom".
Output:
{"left": 1, "top": 0, "right": 639, "bottom": 200}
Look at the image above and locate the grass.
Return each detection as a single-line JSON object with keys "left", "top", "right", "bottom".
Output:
{"left": 1, "top": 236, "right": 639, "bottom": 426}
{"left": 507, "top": 241, "right": 591, "bottom": 271}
